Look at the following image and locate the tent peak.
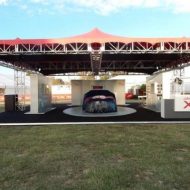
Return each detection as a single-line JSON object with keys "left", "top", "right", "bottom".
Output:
{"left": 87, "top": 27, "right": 108, "bottom": 36}
{"left": 75, "top": 27, "right": 119, "bottom": 39}
{"left": 90, "top": 27, "right": 103, "bottom": 32}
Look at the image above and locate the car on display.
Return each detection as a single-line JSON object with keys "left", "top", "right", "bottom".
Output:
{"left": 125, "top": 92, "right": 134, "bottom": 100}
{"left": 82, "top": 90, "right": 117, "bottom": 113}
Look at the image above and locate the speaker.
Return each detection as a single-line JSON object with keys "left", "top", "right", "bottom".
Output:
{"left": 4, "top": 94, "right": 18, "bottom": 112}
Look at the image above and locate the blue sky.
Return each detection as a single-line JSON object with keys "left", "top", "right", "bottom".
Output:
{"left": 0, "top": 0, "right": 190, "bottom": 85}
{"left": 0, "top": 0, "right": 190, "bottom": 39}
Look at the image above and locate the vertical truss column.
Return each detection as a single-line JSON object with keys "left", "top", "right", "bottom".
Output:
{"left": 14, "top": 69, "right": 26, "bottom": 111}
{"left": 90, "top": 51, "right": 102, "bottom": 75}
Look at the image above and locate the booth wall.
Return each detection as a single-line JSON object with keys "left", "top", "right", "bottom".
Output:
{"left": 30, "top": 74, "right": 52, "bottom": 114}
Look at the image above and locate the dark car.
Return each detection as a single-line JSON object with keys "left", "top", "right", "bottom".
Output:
{"left": 82, "top": 90, "right": 117, "bottom": 113}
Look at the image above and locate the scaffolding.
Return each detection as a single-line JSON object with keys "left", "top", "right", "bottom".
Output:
{"left": 90, "top": 51, "right": 102, "bottom": 75}
{"left": 14, "top": 69, "right": 26, "bottom": 111}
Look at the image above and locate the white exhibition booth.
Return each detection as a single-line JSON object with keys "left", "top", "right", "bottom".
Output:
{"left": 71, "top": 80, "right": 125, "bottom": 105}
{"left": 29, "top": 77, "right": 125, "bottom": 114}
{"left": 28, "top": 69, "right": 190, "bottom": 119}
{"left": 146, "top": 67, "right": 190, "bottom": 118}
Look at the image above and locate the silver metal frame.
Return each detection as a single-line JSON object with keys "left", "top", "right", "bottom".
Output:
{"left": 0, "top": 41, "right": 190, "bottom": 54}
{"left": 14, "top": 69, "right": 26, "bottom": 111}
{"left": 0, "top": 41, "right": 190, "bottom": 74}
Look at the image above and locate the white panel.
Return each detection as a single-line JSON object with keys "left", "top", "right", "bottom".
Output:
{"left": 38, "top": 75, "right": 52, "bottom": 113}
{"left": 161, "top": 99, "right": 165, "bottom": 118}
{"left": 175, "top": 95, "right": 190, "bottom": 112}
{"left": 30, "top": 74, "right": 52, "bottom": 114}
{"left": 30, "top": 75, "right": 39, "bottom": 113}
{"left": 71, "top": 80, "right": 82, "bottom": 105}
{"left": 162, "top": 72, "right": 173, "bottom": 99}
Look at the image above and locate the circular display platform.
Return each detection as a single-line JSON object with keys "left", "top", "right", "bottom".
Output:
{"left": 63, "top": 106, "right": 136, "bottom": 117}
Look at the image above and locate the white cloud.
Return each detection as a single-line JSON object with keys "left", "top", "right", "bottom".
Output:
{"left": 69, "top": 0, "right": 190, "bottom": 15}
{"left": 1, "top": 0, "right": 190, "bottom": 15}
{"left": 165, "top": 0, "right": 190, "bottom": 13}
{"left": 30, "top": 0, "right": 50, "bottom": 5}
{"left": 0, "top": 0, "right": 8, "bottom": 5}
{"left": 69, "top": 0, "right": 161, "bottom": 15}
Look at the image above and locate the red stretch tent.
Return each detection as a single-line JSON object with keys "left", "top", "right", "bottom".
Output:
{"left": 0, "top": 28, "right": 190, "bottom": 45}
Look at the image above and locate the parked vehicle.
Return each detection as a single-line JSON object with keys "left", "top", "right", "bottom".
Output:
{"left": 82, "top": 90, "right": 117, "bottom": 113}
{"left": 125, "top": 92, "right": 134, "bottom": 100}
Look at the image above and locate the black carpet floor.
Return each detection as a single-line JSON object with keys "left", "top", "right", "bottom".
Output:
{"left": 0, "top": 103, "right": 190, "bottom": 123}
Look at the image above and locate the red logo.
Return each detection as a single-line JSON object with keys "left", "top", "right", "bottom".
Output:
{"left": 184, "top": 101, "right": 190, "bottom": 109}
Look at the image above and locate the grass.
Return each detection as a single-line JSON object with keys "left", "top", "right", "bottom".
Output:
{"left": 1, "top": 124, "right": 190, "bottom": 190}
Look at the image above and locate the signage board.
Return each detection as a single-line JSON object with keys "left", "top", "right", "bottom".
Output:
{"left": 175, "top": 95, "right": 190, "bottom": 112}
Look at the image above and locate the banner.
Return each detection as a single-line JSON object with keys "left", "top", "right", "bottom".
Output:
{"left": 175, "top": 95, "right": 190, "bottom": 112}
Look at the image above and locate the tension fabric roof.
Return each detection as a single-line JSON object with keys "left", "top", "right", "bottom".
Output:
{"left": 0, "top": 28, "right": 190, "bottom": 45}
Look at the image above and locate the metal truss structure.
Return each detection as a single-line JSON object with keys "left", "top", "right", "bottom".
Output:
{"left": 0, "top": 28, "right": 190, "bottom": 76}
{"left": 90, "top": 51, "right": 102, "bottom": 75}
{"left": 14, "top": 69, "right": 26, "bottom": 111}
{"left": 0, "top": 41, "right": 190, "bottom": 54}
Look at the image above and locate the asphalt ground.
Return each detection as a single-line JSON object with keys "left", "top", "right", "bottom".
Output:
{"left": 0, "top": 102, "right": 190, "bottom": 123}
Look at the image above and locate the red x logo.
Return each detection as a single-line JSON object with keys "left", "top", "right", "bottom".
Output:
{"left": 184, "top": 101, "right": 190, "bottom": 109}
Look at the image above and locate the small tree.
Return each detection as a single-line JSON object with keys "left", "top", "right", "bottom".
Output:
{"left": 0, "top": 88, "right": 5, "bottom": 95}
{"left": 139, "top": 84, "right": 146, "bottom": 95}
{"left": 52, "top": 78, "right": 65, "bottom": 85}
{"left": 80, "top": 75, "right": 95, "bottom": 80}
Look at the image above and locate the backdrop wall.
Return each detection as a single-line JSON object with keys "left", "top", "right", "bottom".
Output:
{"left": 71, "top": 80, "right": 125, "bottom": 105}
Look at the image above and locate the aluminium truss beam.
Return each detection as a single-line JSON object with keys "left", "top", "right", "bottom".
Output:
{"left": 90, "top": 51, "right": 102, "bottom": 75}
{"left": 0, "top": 42, "right": 190, "bottom": 54}
{"left": 14, "top": 69, "right": 26, "bottom": 111}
